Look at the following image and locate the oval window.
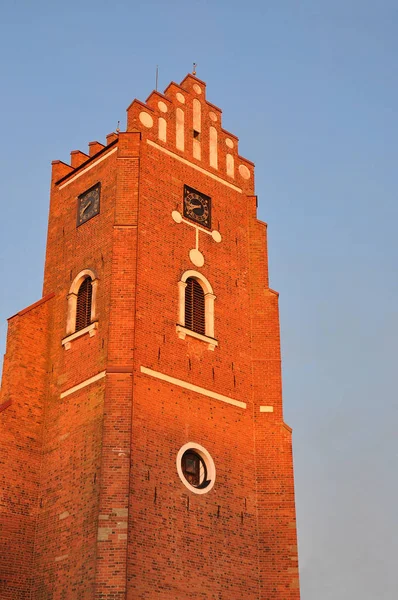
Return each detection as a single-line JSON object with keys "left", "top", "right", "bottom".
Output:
{"left": 176, "top": 443, "right": 216, "bottom": 494}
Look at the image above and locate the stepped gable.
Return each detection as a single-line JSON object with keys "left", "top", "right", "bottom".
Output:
{"left": 126, "top": 73, "right": 255, "bottom": 194}
{"left": 50, "top": 75, "right": 254, "bottom": 195}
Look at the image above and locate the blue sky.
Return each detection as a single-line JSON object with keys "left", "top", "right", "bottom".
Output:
{"left": 1, "top": 2, "right": 397, "bottom": 598}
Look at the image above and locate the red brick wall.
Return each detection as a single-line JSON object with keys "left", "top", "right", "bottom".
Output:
{"left": 32, "top": 139, "right": 120, "bottom": 596}
{"left": 0, "top": 295, "right": 53, "bottom": 599}
{"left": 0, "top": 74, "right": 300, "bottom": 598}
{"left": 121, "top": 102, "right": 299, "bottom": 595}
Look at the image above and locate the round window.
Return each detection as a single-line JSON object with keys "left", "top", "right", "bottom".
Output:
{"left": 176, "top": 443, "right": 216, "bottom": 494}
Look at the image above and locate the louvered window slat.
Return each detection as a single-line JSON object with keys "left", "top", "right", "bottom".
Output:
{"left": 75, "top": 277, "right": 92, "bottom": 332}
{"left": 185, "top": 278, "right": 205, "bottom": 335}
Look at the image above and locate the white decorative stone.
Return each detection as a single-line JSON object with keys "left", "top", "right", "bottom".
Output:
{"left": 209, "top": 111, "right": 217, "bottom": 122}
{"left": 176, "top": 108, "right": 184, "bottom": 151}
{"left": 211, "top": 230, "right": 222, "bottom": 243}
{"left": 176, "top": 92, "right": 185, "bottom": 104}
{"left": 225, "top": 138, "right": 234, "bottom": 148}
{"left": 158, "top": 101, "right": 168, "bottom": 113}
{"left": 172, "top": 210, "right": 183, "bottom": 223}
{"left": 193, "top": 84, "right": 202, "bottom": 94}
{"left": 158, "top": 117, "right": 166, "bottom": 142}
{"left": 238, "top": 164, "right": 251, "bottom": 180}
{"left": 193, "top": 99, "right": 201, "bottom": 133}
{"left": 139, "top": 112, "right": 153, "bottom": 128}
{"left": 193, "top": 138, "right": 201, "bottom": 160}
{"left": 209, "top": 127, "right": 218, "bottom": 169}
{"left": 189, "top": 248, "right": 205, "bottom": 267}
{"left": 176, "top": 442, "right": 217, "bottom": 494}
{"left": 226, "top": 153, "right": 234, "bottom": 178}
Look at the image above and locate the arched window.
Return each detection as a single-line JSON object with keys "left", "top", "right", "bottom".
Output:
{"left": 64, "top": 269, "right": 99, "bottom": 339}
{"left": 185, "top": 277, "right": 205, "bottom": 335}
{"left": 75, "top": 277, "right": 93, "bottom": 332}
{"left": 177, "top": 270, "right": 217, "bottom": 350}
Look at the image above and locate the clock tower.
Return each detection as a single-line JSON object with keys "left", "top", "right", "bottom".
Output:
{"left": 0, "top": 74, "right": 300, "bottom": 599}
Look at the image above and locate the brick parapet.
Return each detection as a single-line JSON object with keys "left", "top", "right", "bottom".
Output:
{"left": 70, "top": 149, "right": 89, "bottom": 168}
{"left": 7, "top": 292, "right": 55, "bottom": 321}
{"left": 88, "top": 141, "right": 105, "bottom": 156}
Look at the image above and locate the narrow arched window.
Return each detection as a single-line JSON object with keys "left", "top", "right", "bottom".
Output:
{"left": 75, "top": 277, "right": 92, "bottom": 332}
{"left": 185, "top": 277, "right": 205, "bottom": 335}
{"left": 177, "top": 270, "right": 217, "bottom": 349}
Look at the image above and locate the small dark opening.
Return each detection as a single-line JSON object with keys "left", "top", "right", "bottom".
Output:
{"left": 182, "top": 450, "right": 208, "bottom": 488}
{"left": 193, "top": 130, "right": 200, "bottom": 139}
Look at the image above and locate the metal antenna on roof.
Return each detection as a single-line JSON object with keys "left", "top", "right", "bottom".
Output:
{"left": 192, "top": 62, "right": 197, "bottom": 75}
{"left": 155, "top": 65, "right": 159, "bottom": 91}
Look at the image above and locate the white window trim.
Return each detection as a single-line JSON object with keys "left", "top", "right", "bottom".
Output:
{"left": 66, "top": 269, "right": 99, "bottom": 336}
{"left": 176, "top": 442, "right": 216, "bottom": 495}
{"left": 62, "top": 322, "right": 98, "bottom": 350}
{"left": 176, "top": 325, "right": 218, "bottom": 351}
{"left": 177, "top": 270, "right": 216, "bottom": 348}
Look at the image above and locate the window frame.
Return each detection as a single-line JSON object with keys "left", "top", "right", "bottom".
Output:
{"left": 177, "top": 270, "right": 217, "bottom": 350}
{"left": 62, "top": 269, "right": 99, "bottom": 349}
{"left": 184, "top": 277, "right": 206, "bottom": 335}
{"left": 176, "top": 442, "right": 216, "bottom": 495}
{"left": 182, "top": 450, "right": 207, "bottom": 488}
{"left": 75, "top": 276, "right": 93, "bottom": 332}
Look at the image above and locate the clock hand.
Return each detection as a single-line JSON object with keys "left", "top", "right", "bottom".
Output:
{"left": 187, "top": 201, "right": 203, "bottom": 211}
{"left": 82, "top": 200, "right": 92, "bottom": 214}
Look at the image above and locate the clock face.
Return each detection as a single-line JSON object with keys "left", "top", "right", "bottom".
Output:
{"left": 183, "top": 185, "right": 211, "bottom": 229}
{"left": 77, "top": 183, "right": 100, "bottom": 226}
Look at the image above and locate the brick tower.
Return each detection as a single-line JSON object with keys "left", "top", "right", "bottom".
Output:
{"left": 0, "top": 74, "right": 300, "bottom": 599}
